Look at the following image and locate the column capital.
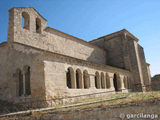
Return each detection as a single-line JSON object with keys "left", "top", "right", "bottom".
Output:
{"left": 108, "top": 73, "right": 114, "bottom": 78}
{"left": 120, "top": 75, "right": 125, "bottom": 79}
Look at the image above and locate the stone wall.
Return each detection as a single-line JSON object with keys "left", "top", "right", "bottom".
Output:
{"left": 11, "top": 43, "right": 131, "bottom": 103}
{"left": 151, "top": 75, "right": 160, "bottom": 91}
{"left": 90, "top": 30, "right": 151, "bottom": 92}
{"left": 8, "top": 7, "right": 106, "bottom": 65}
{"left": 0, "top": 43, "right": 9, "bottom": 101}
{"left": 0, "top": 42, "right": 47, "bottom": 102}
{"left": 99, "top": 36, "right": 125, "bottom": 69}
{"left": 138, "top": 44, "right": 151, "bottom": 91}
{"left": 44, "top": 58, "right": 130, "bottom": 100}
{"left": 146, "top": 63, "right": 151, "bottom": 84}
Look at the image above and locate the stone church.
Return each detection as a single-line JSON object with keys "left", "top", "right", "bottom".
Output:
{"left": 0, "top": 7, "right": 151, "bottom": 103}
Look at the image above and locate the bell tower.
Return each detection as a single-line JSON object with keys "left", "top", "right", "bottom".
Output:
{"left": 7, "top": 7, "right": 47, "bottom": 44}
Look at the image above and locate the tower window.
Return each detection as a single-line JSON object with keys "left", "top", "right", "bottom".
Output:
{"left": 36, "top": 18, "right": 41, "bottom": 33}
{"left": 22, "top": 12, "right": 30, "bottom": 30}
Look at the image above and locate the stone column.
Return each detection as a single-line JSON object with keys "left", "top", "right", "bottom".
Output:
{"left": 120, "top": 75, "right": 128, "bottom": 93}
{"left": 120, "top": 75, "right": 125, "bottom": 90}
{"left": 108, "top": 73, "right": 115, "bottom": 91}
{"left": 90, "top": 74, "right": 95, "bottom": 89}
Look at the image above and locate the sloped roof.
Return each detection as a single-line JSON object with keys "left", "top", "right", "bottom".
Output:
{"left": 90, "top": 29, "right": 139, "bottom": 42}
{"left": 45, "top": 27, "right": 106, "bottom": 51}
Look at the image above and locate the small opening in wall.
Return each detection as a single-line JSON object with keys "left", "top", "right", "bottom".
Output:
{"left": 22, "top": 17, "right": 25, "bottom": 28}
{"left": 36, "top": 18, "right": 41, "bottom": 33}
{"left": 113, "top": 74, "right": 118, "bottom": 91}
{"left": 22, "top": 12, "right": 30, "bottom": 30}
{"left": 113, "top": 73, "right": 121, "bottom": 91}
{"left": 18, "top": 69, "right": 23, "bottom": 96}
{"left": 25, "top": 66, "right": 31, "bottom": 96}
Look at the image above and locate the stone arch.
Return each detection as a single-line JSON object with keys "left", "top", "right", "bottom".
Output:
{"left": 22, "top": 12, "right": 30, "bottom": 30}
{"left": 113, "top": 73, "right": 121, "bottom": 91}
{"left": 76, "top": 69, "right": 83, "bottom": 88}
{"left": 24, "top": 66, "right": 31, "bottom": 96}
{"left": 95, "top": 71, "right": 100, "bottom": 89}
{"left": 36, "top": 18, "right": 41, "bottom": 33}
{"left": 83, "top": 70, "right": 90, "bottom": 89}
{"left": 101, "top": 72, "right": 105, "bottom": 89}
{"left": 17, "top": 69, "right": 23, "bottom": 96}
{"left": 66, "top": 67, "right": 75, "bottom": 88}
{"left": 106, "top": 73, "right": 110, "bottom": 89}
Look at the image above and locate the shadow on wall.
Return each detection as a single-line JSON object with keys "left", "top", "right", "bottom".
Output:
{"left": 86, "top": 48, "right": 107, "bottom": 65}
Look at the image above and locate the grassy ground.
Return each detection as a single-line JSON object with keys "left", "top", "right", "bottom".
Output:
{"left": 40, "top": 91, "right": 160, "bottom": 114}
{"left": 1, "top": 91, "right": 160, "bottom": 119}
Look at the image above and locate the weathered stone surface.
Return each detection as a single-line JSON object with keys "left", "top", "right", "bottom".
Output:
{"left": 90, "top": 30, "right": 151, "bottom": 91}
{"left": 151, "top": 75, "right": 160, "bottom": 91}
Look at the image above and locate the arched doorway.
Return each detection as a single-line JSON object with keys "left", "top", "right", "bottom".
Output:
{"left": 113, "top": 73, "right": 122, "bottom": 91}
{"left": 113, "top": 74, "right": 118, "bottom": 91}
{"left": 66, "top": 67, "right": 75, "bottom": 88}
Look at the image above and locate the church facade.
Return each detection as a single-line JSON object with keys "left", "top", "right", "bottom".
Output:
{"left": 0, "top": 7, "right": 151, "bottom": 103}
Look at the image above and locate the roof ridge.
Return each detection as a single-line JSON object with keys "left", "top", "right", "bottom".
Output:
{"left": 89, "top": 29, "right": 138, "bottom": 42}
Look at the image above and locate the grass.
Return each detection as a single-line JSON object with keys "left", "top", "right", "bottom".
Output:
{"left": 39, "top": 91, "right": 160, "bottom": 114}
{"left": 1, "top": 91, "right": 160, "bottom": 119}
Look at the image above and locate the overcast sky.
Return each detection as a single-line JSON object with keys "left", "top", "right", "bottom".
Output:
{"left": 0, "top": 0, "right": 159, "bottom": 76}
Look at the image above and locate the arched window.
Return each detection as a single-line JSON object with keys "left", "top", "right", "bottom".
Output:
{"left": 123, "top": 76, "right": 128, "bottom": 89}
{"left": 106, "top": 73, "right": 110, "bottom": 89}
{"left": 101, "top": 72, "right": 105, "bottom": 89}
{"left": 113, "top": 73, "right": 121, "bottom": 91}
{"left": 17, "top": 69, "right": 23, "bottom": 96}
{"left": 83, "top": 70, "right": 90, "bottom": 89}
{"left": 24, "top": 66, "right": 31, "bottom": 96}
{"left": 36, "top": 18, "right": 41, "bottom": 33}
{"left": 76, "top": 69, "right": 82, "bottom": 89}
{"left": 22, "top": 12, "right": 30, "bottom": 30}
{"left": 66, "top": 67, "right": 75, "bottom": 88}
{"left": 95, "top": 71, "right": 100, "bottom": 89}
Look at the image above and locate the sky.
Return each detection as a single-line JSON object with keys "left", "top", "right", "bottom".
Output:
{"left": 0, "top": 0, "right": 159, "bottom": 76}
